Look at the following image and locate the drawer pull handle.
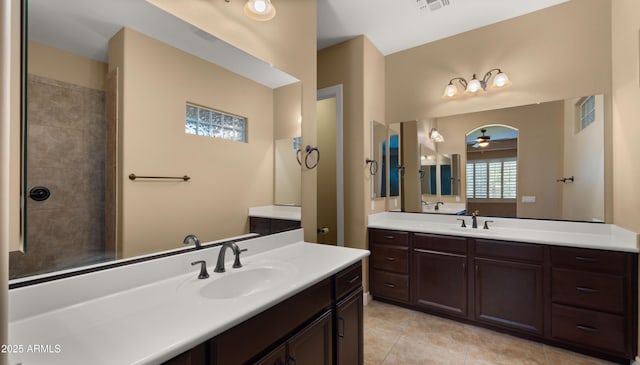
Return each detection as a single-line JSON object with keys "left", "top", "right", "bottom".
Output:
{"left": 576, "top": 324, "right": 598, "bottom": 333}
{"left": 383, "top": 235, "right": 395, "bottom": 240}
{"left": 384, "top": 283, "right": 396, "bottom": 288}
{"left": 576, "top": 286, "right": 598, "bottom": 293}
{"left": 348, "top": 275, "right": 360, "bottom": 284}
{"left": 385, "top": 257, "right": 396, "bottom": 261}
{"left": 575, "top": 256, "right": 597, "bottom": 263}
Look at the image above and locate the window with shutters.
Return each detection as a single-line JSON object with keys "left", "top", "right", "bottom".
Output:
{"left": 466, "top": 158, "right": 517, "bottom": 200}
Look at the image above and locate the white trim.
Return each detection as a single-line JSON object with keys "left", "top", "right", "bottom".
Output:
{"left": 362, "top": 291, "right": 373, "bottom": 306}
{"left": 317, "top": 85, "right": 344, "bottom": 247}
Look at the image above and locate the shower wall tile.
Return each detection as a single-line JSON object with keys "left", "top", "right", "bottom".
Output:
{"left": 11, "top": 75, "right": 107, "bottom": 279}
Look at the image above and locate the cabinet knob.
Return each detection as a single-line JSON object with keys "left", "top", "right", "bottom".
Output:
{"left": 384, "top": 283, "right": 396, "bottom": 288}
{"left": 575, "top": 256, "right": 597, "bottom": 263}
{"left": 383, "top": 235, "right": 395, "bottom": 240}
{"left": 576, "top": 286, "right": 598, "bottom": 293}
{"left": 385, "top": 257, "right": 396, "bottom": 261}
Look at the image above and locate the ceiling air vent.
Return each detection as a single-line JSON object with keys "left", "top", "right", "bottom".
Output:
{"left": 416, "top": 0, "right": 451, "bottom": 12}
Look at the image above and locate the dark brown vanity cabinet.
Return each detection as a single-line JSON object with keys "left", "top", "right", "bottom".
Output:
{"left": 549, "top": 246, "right": 636, "bottom": 358}
{"left": 249, "top": 217, "right": 301, "bottom": 235}
{"left": 368, "top": 228, "right": 638, "bottom": 362}
{"left": 163, "top": 261, "right": 363, "bottom": 365}
{"left": 369, "top": 229, "right": 410, "bottom": 303}
{"left": 473, "top": 239, "right": 544, "bottom": 335}
{"left": 255, "top": 311, "right": 333, "bottom": 365}
{"left": 412, "top": 233, "right": 468, "bottom": 318}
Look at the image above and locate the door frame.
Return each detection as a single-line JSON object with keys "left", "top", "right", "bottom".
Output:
{"left": 317, "top": 85, "right": 344, "bottom": 247}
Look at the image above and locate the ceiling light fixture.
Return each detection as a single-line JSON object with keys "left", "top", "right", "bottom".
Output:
{"left": 429, "top": 128, "right": 445, "bottom": 143}
{"left": 476, "top": 128, "right": 491, "bottom": 147}
{"left": 442, "top": 68, "right": 511, "bottom": 99}
{"left": 243, "top": 0, "right": 276, "bottom": 21}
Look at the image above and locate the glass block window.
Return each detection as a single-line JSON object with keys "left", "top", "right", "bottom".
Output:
{"left": 185, "top": 103, "right": 247, "bottom": 143}
{"left": 579, "top": 95, "right": 596, "bottom": 130}
{"left": 466, "top": 158, "right": 517, "bottom": 200}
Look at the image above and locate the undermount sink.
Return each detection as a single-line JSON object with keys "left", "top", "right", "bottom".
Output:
{"left": 198, "top": 265, "right": 291, "bottom": 300}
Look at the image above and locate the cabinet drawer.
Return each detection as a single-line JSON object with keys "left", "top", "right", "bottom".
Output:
{"left": 335, "top": 262, "right": 363, "bottom": 301}
{"left": 369, "top": 229, "right": 409, "bottom": 246}
{"left": 371, "top": 270, "right": 409, "bottom": 303}
{"left": 475, "top": 239, "right": 543, "bottom": 263}
{"left": 552, "top": 268, "right": 624, "bottom": 314}
{"left": 413, "top": 233, "right": 467, "bottom": 255}
{"left": 370, "top": 244, "right": 408, "bottom": 273}
{"left": 551, "top": 304, "right": 627, "bottom": 355}
{"left": 551, "top": 247, "right": 627, "bottom": 274}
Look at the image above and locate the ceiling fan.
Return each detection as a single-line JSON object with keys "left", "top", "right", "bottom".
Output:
{"left": 472, "top": 128, "right": 491, "bottom": 148}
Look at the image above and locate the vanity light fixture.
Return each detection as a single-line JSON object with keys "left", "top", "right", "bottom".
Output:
{"left": 442, "top": 68, "right": 511, "bottom": 99}
{"left": 429, "top": 128, "right": 445, "bottom": 142}
{"left": 243, "top": 0, "right": 276, "bottom": 21}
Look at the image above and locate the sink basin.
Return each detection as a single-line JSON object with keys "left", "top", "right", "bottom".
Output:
{"left": 198, "top": 266, "right": 290, "bottom": 300}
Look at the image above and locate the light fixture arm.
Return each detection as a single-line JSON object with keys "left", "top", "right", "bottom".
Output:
{"left": 448, "top": 77, "right": 468, "bottom": 89}
{"left": 481, "top": 68, "right": 503, "bottom": 86}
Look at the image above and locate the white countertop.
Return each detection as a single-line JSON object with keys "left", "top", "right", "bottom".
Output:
{"left": 8, "top": 230, "right": 369, "bottom": 365}
{"left": 369, "top": 212, "right": 639, "bottom": 253}
{"left": 248, "top": 205, "right": 301, "bottom": 221}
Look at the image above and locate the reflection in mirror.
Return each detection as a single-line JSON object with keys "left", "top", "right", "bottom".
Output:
{"left": 371, "top": 120, "right": 386, "bottom": 198}
{"left": 420, "top": 145, "right": 437, "bottom": 197}
{"left": 274, "top": 137, "right": 301, "bottom": 205}
{"left": 385, "top": 124, "right": 401, "bottom": 210}
{"left": 465, "top": 125, "right": 519, "bottom": 218}
{"left": 402, "top": 95, "right": 605, "bottom": 222}
{"left": 11, "top": 0, "right": 301, "bottom": 281}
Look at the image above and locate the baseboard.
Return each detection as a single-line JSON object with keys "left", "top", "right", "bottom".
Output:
{"left": 363, "top": 291, "right": 372, "bottom": 306}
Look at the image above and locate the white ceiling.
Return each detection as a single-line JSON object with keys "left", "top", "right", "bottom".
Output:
{"left": 28, "top": 0, "right": 299, "bottom": 89}
{"left": 28, "top": 0, "right": 569, "bottom": 89}
{"left": 317, "top": 0, "right": 569, "bottom": 55}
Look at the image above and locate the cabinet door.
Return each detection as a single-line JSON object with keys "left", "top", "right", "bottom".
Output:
{"left": 336, "top": 288, "right": 363, "bottom": 365}
{"left": 254, "top": 343, "right": 287, "bottom": 365}
{"left": 162, "top": 343, "right": 207, "bottom": 365}
{"left": 474, "top": 258, "right": 543, "bottom": 335}
{"left": 287, "top": 310, "right": 333, "bottom": 365}
{"left": 413, "top": 248, "right": 467, "bottom": 317}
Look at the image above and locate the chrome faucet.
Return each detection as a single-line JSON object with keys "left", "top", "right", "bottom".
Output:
{"left": 434, "top": 201, "right": 444, "bottom": 211}
{"left": 214, "top": 242, "right": 248, "bottom": 273}
{"left": 183, "top": 234, "right": 201, "bottom": 249}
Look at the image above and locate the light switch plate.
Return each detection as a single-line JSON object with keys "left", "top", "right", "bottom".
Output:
{"left": 522, "top": 196, "right": 536, "bottom": 203}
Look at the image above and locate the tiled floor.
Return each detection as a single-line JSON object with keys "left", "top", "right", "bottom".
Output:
{"left": 363, "top": 300, "right": 618, "bottom": 365}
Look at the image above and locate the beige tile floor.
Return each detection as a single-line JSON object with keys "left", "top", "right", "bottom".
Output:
{"left": 363, "top": 300, "right": 619, "bottom": 365}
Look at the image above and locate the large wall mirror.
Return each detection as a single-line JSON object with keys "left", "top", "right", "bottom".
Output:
{"left": 11, "top": 0, "right": 302, "bottom": 281}
{"left": 395, "top": 95, "right": 605, "bottom": 222}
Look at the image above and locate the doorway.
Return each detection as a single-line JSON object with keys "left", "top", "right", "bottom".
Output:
{"left": 316, "top": 85, "right": 344, "bottom": 246}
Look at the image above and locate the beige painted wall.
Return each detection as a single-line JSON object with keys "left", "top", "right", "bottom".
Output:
{"left": 562, "top": 95, "right": 604, "bottom": 222}
{"left": 274, "top": 139, "right": 300, "bottom": 205}
{"left": 6, "top": 0, "right": 20, "bottom": 255}
{"left": 436, "top": 102, "right": 564, "bottom": 220}
{"left": 146, "top": 0, "right": 318, "bottom": 242}
{"left": 610, "top": 0, "right": 640, "bottom": 357}
{"left": 110, "top": 28, "right": 275, "bottom": 258}
{"left": 274, "top": 82, "right": 302, "bottom": 140}
{"left": 274, "top": 82, "right": 302, "bottom": 206}
{"left": 317, "top": 97, "right": 337, "bottom": 244}
{"left": 317, "top": 35, "right": 385, "bottom": 291}
{"left": 386, "top": 0, "right": 612, "bottom": 122}
{"left": 28, "top": 41, "right": 107, "bottom": 90}
{"left": 386, "top": 0, "right": 613, "bottom": 222}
